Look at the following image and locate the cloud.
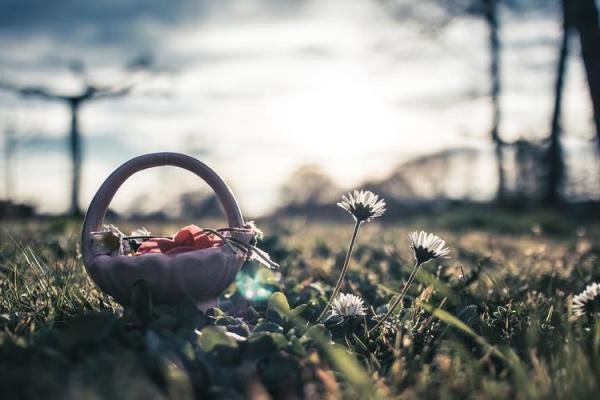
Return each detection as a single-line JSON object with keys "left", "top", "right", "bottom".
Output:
{"left": 0, "top": 0, "right": 209, "bottom": 73}
{"left": 0, "top": 0, "right": 307, "bottom": 72}
{"left": 0, "top": 0, "right": 207, "bottom": 42}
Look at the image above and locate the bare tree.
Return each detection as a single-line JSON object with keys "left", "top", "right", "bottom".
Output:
{"left": 381, "top": 0, "right": 508, "bottom": 202}
{"left": 544, "top": 0, "right": 572, "bottom": 206}
{"left": 2, "top": 121, "right": 16, "bottom": 201}
{"left": 0, "top": 80, "right": 131, "bottom": 216}
{"left": 430, "top": 0, "right": 506, "bottom": 201}
{"left": 481, "top": 0, "right": 506, "bottom": 202}
{"left": 279, "top": 164, "right": 340, "bottom": 207}
{"left": 573, "top": 0, "right": 600, "bottom": 149}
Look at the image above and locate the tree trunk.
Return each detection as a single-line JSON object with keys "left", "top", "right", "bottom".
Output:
{"left": 68, "top": 99, "right": 82, "bottom": 217}
{"left": 574, "top": 0, "right": 600, "bottom": 148}
{"left": 3, "top": 125, "right": 15, "bottom": 201}
{"left": 483, "top": 0, "right": 505, "bottom": 203}
{"left": 545, "top": 0, "right": 571, "bottom": 206}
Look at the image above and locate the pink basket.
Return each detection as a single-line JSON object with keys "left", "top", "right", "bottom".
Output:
{"left": 81, "top": 152, "right": 254, "bottom": 310}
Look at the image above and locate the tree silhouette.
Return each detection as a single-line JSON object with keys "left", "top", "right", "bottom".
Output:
{"left": 433, "top": 0, "right": 507, "bottom": 201}
{"left": 2, "top": 121, "right": 16, "bottom": 201}
{"left": 381, "top": 0, "right": 508, "bottom": 202}
{"left": 481, "top": 0, "right": 505, "bottom": 202}
{"left": 0, "top": 80, "right": 131, "bottom": 216}
{"left": 573, "top": 0, "right": 600, "bottom": 149}
{"left": 279, "top": 164, "right": 340, "bottom": 207}
{"left": 544, "top": 0, "right": 572, "bottom": 206}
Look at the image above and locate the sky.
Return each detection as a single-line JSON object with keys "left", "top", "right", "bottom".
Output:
{"left": 0, "top": 0, "right": 597, "bottom": 216}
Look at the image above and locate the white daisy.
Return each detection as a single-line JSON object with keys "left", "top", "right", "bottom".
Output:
{"left": 245, "top": 220, "right": 264, "bottom": 241}
{"left": 337, "top": 190, "right": 386, "bottom": 223}
{"left": 331, "top": 293, "right": 367, "bottom": 317}
{"left": 572, "top": 282, "right": 600, "bottom": 318}
{"left": 409, "top": 231, "right": 451, "bottom": 265}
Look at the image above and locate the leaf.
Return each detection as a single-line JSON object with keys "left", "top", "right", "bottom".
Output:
{"left": 302, "top": 324, "right": 332, "bottom": 343}
{"left": 253, "top": 322, "right": 285, "bottom": 334}
{"left": 290, "top": 304, "right": 308, "bottom": 318}
{"left": 215, "top": 316, "right": 239, "bottom": 326}
{"left": 197, "top": 326, "right": 239, "bottom": 365}
{"left": 268, "top": 292, "right": 290, "bottom": 313}
{"left": 297, "top": 323, "right": 375, "bottom": 397}
{"left": 327, "top": 344, "right": 373, "bottom": 394}
{"left": 211, "top": 308, "right": 225, "bottom": 318}
{"left": 197, "top": 326, "right": 238, "bottom": 352}
{"left": 287, "top": 337, "right": 306, "bottom": 357}
{"left": 244, "top": 332, "right": 287, "bottom": 361}
{"left": 266, "top": 292, "right": 290, "bottom": 324}
{"left": 421, "top": 303, "right": 477, "bottom": 337}
{"left": 161, "top": 355, "right": 195, "bottom": 400}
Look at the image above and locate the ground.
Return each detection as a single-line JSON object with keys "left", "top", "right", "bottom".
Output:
{"left": 1, "top": 210, "right": 599, "bottom": 399}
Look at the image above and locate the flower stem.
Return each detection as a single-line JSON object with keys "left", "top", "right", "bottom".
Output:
{"left": 318, "top": 220, "right": 362, "bottom": 321}
{"left": 369, "top": 260, "right": 422, "bottom": 334}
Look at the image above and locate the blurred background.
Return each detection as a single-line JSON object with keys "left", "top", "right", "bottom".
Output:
{"left": 0, "top": 0, "right": 599, "bottom": 222}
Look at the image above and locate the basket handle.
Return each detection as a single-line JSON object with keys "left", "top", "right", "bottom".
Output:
{"left": 81, "top": 152, "right": 245, "bottom": 264}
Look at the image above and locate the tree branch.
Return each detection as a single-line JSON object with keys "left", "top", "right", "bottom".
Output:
{"left": 0, "top": 81, "right": 63, "bottom": 101}
{"left": 87, "top": 84, "right": 133, "bottom": 101}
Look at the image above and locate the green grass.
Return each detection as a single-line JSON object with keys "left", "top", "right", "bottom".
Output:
{"left": 1, "top": 215, "right": 600, "bottom": 399}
